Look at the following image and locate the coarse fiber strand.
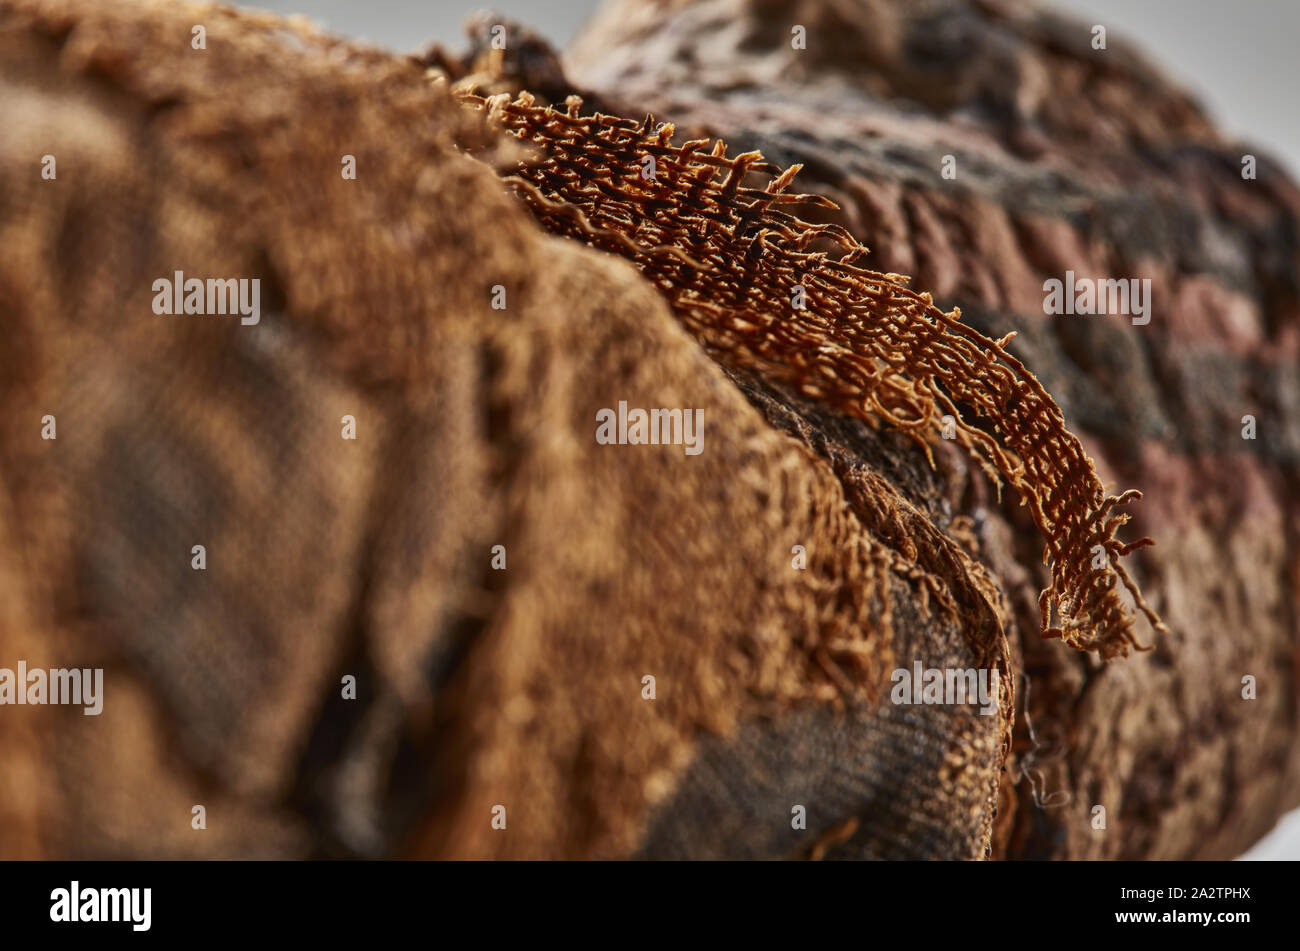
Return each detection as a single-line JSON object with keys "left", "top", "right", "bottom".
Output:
{"left": 457, "top": 88, "right": 1169, "bottom": 660}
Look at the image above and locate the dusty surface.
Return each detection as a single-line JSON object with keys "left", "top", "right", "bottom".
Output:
{"left": 0, "top": 0, "right": 1000, "bottom": 860}
{"left": 0, "top": 0, "right": 1296, "bottom": 861}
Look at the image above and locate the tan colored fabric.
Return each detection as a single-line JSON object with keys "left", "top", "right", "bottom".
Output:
{"left": 0, "top": 0, "right": 1011, "bottom": 859}
{"left": 4, "top": 0, "right": 1293, "bottom": 861}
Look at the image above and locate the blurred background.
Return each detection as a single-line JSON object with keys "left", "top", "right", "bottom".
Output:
{"left": 250, "top": 0, "right": 1300, "bottom": 176}
{"left": 247, "top": 0, "right": 1300, "bottom": 859}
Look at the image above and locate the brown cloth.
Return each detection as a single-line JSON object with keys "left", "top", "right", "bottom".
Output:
{"left": 561, "top": 0, "right": 1300, "bottom": 859}
{"left": 0, "top": 0, "right": 1295, "bottom": 860}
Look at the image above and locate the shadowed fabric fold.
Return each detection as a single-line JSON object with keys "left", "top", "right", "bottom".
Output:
{"left": 1, "top": 0, "right": 1296, "bottom": 862}
{"left": 0, "top": 0, "right": 1011, "bottom": 860}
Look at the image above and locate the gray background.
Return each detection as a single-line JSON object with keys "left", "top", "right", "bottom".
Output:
{"left": 248, "top": 0, "right": 1300, "bottom": 859}
{"left": 248, "top": 0, "right": 1300, "bottom": 175}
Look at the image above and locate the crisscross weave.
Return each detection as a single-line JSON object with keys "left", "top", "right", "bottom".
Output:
{"left": 457, "top": 88, "right": 1168, "bottom": 658}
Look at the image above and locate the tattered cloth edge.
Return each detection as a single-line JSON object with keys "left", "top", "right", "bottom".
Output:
{"left": 453, "top": 88, "right": 1169, "bottom": 661}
